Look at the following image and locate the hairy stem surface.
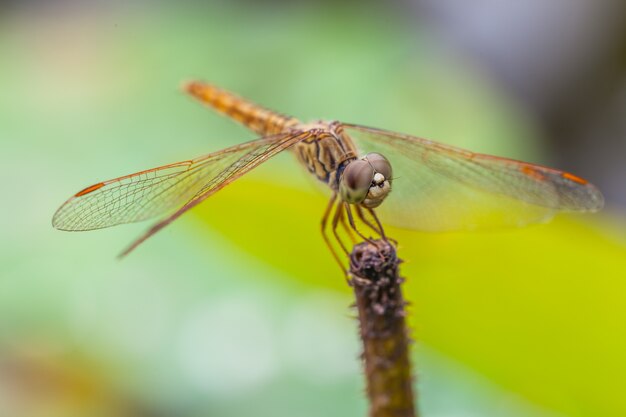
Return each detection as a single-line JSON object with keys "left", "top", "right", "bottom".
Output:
{"left": 350, "top": 240, "right": 416, "bottom": 417}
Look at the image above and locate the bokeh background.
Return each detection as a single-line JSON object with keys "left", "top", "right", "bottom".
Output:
{"left": 1, "top": 1, "right": 626, "bottom": 416}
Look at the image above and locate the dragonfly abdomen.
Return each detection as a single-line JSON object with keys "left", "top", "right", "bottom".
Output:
{"left": 185, "top": 81, "right": 300, "bottom": 136}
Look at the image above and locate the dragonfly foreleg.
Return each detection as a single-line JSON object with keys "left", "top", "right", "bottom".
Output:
{"left": 364, "top": 207, "right": 397, "bottom": 246}
{"left": 344, "top": 203, "right": 377, "bottom": 245}
{"left": 332, "top": 201, "right": 351, "bottom": 257}
{"left": 321, "top": 194, "right": 348, "bottom": 274}
{"left": 339, "top": 209, "right": 357, "bottom": 245}
{"left": 355, "top": 205, "right": 384, "bottom": 238}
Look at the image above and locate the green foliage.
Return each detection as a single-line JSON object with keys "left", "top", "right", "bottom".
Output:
{"left": 1, "top": 2, "right": 624, "bottom": 417}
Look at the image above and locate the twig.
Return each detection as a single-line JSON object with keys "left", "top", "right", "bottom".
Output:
{"left": 349, "top": 240, "right": 417, "bottom": 417}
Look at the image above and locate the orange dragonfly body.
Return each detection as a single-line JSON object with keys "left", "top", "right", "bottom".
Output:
{"left": 53, "top": 82, "right": 604, "bottom": 267}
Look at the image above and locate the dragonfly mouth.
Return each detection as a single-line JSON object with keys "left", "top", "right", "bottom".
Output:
{"left": 363, "top": 179, "right": 391, "bottom": 208}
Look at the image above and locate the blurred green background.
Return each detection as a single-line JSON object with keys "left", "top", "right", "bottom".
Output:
{"left": 1, "top": 1, "right": 626, "bottom": 416}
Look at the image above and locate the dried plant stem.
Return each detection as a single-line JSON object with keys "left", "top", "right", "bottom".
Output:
{"left": 349, "top": 240, "right": 417, "bottom": 417}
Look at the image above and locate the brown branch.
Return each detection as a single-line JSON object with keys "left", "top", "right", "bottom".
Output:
{"left": 349, "top": 240, "right": 417, "bottom": 417}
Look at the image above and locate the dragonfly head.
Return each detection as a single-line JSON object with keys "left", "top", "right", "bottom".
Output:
{"left": 339, "top": 153, "right": 392, "bottom": 208}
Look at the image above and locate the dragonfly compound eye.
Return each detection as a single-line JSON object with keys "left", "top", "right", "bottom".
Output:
{"left": 340, "top": 160, "right": 375, "bottom": 203}
{"left": 365, "top": 152, "right": 392, "bottom": 183}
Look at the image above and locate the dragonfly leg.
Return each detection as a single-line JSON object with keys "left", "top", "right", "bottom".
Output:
{"left": 340, "top": 208, "right": 358, "bottom": 244}
{"left": 321, "top": 194, "right": 347, "bottom": 273}
{"left": 332, "top": 200, "right": 351, "bottom": 257}
{"left": 344, "top": 203, "right": 376, "bottom": 244}
{"left": 355, "top": 205, "right": 383, "bottom": 237}
{"left": 321, "top": 193, "right": 337, "bottom": 232}
{"left": 365, "top": 207, "right": 397, "bottom": 246}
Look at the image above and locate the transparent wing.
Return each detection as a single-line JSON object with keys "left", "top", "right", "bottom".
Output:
{"left": 342, "top": 124, "right": 604, "bottom": 232}
{"left": 52, "top": 132, "right": 308, "bottom": 232}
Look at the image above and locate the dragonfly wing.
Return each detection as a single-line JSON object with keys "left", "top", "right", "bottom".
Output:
{"left": 342, "top": 124, "right": 603, "bottom": 232}
{"left": 117, "top": 130, "right": 312, "bottom": 257}
{"left": 52, "top": 132, "right": 309, "bottom": 232}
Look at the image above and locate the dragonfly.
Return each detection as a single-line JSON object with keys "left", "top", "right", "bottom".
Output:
{"left": 53, "top": 81, "right": 604, "bottom": 269}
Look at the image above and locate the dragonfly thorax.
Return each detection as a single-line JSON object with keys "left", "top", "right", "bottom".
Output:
{"left": 339, "top": 153, "right": 392, "bottom": 208}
